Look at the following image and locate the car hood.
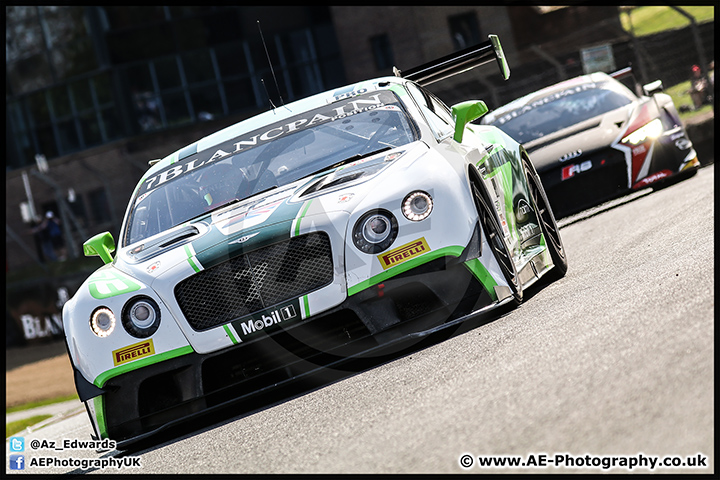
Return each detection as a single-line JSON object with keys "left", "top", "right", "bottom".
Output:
{"left": 114, "top": 142, "right": 427, "bottom": 280}
{"left": 523, "top": 106, "right": 631, "bottom": 171}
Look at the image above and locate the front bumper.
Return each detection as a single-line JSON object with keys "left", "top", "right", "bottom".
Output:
{"left": 99, "top": 253, "right": 497, "bottom": 446}
{"left": 539, "top": 147, "right": 628, "bottom": 218}
{"left": 539, "top": 137, "right": 700, "bottom": 219}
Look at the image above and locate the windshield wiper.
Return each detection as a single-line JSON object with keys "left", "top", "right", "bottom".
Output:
{"left": 181, "top": 185, "right": 280, "bottom": 224}
{"left": 246, "top": 185, "right": 278, "bottom": 199}
{"left": 201, "top": 185, "right": 279, "bottom": 216}
{"left": 310, "top": 147, "right": 393, "bottom": 177}
{"left": 200, "top": 197, "right": 243, "bottom": 216}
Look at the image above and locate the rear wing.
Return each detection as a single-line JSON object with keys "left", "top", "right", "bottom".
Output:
{"left": 609, "top": 65, "right": 648, "bottom": 96}
{"left": 394, "top": 34, "right": 510, "bottom": 86}
{"left": 609, "top": 66, "right": 634, "bottom": 81}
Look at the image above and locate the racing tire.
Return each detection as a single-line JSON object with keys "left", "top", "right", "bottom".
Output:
{"left": 470, "top": 173, "right": 523, "bottom": 306}
{"left": 523, "top": 156, "right": 567, "bottom": 281}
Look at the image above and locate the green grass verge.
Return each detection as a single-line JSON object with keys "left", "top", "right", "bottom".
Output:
{"left": 7, "top": 415, "right": 54, "bottom": 438}
{"left": 6, "top": 393, "right": 80, "bottom": 414}
{"left": 665, "top": 77, "right": 715, "bottom": 123}
{"left": 618, "top": 6, "right": 714, "bottom": 124}
{"left": 621, "top": 6, "right": 715, "bottom": 36}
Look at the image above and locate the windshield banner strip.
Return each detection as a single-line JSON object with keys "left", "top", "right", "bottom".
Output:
{"left": 177, "top": 143, "right": 198, "bottom": 162}
{"left": 139, "top": 90, "right": 403, "bottom": 197}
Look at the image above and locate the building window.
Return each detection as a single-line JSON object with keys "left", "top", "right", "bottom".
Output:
{"left": 370, "top": 34, "right": 394, "bottom": 71}
{"left": 5, "top": 7, "right": 345, "bottom": 171}
{"left": 9, "top": 72, "right": 121, "bottom": 163}
{"left": 6, "top": 6, "right": 95, "bottom": 95}
{"left": 448, "top": 13, "right": 481, "bottom": 50}
{"left": 276, "top": 29, "right": 325, "bottom": 99}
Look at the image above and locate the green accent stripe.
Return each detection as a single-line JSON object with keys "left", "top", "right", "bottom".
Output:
{"left": 483, "top": 160, "right": 516, "bottom": 239}
{"left": 184, "top": 244, "right": 201, "bottom": 273}
{"left": 88, "top": 271, "right": 141, "bottom": 299}
{"left": 474, "top": 146, "right": 503, "bottom": 168}
{"left": 302, "top": 295, "right": 310, "bottom": 318}
{"left": 389, "top": 84, "right": 407, "bottom": 97}
{"left": 294, "top": 200, "right": 313, "bottom": 237}
{"left": 463, "top": 258, "right": 498, "bottom": 301}
{"left": 224, "top": 324, "right": 239, "bottom": 345}
{"left": 93, "top": 345, "right": 195, "bottom": 388}
{"left": 94, "top": 395, "right": 107, "bottom": 439}
{"left": 348, "top": 245, "right": 465, "bottom": 296}
{"left": 497, "top": 161, "right": 515, "bottom": 232}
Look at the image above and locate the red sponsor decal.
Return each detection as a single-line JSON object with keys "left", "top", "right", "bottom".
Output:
{"left": 625, "top": 104, "right": 655, "bottom": 182}
{"left": 632, "top": 169, "right": 672, "bottom": 189}
{"left": 630, "top": 141, "right": 652, "bottom": 183}
{"left": 561, "top": 160, "right": 592, "bottom": 181}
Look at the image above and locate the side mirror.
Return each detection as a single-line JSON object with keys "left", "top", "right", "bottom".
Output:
{"left": 643, "top": 80, "right": 663, "bottom": 96}
{"left": 83, "top": 232, "right": 116, "bottom": 264}
{"left": 451, "top": 100, "right": 489, "bottom": 143}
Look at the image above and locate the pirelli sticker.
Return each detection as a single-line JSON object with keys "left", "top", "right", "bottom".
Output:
{"left": 112, "top": 339, "right": 155, "bottom": 366}
{"left": 378, "top": 237, "right": 430, "bottom": 270}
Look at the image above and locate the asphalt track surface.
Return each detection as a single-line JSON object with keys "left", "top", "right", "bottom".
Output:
{"left": 7, "top": 163, "right": 714, "bottom": 474}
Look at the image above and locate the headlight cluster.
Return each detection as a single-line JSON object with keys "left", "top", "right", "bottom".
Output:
{"left": 622, "top": 118, "right": 663, "bottom": 145}
{"left": 90, "top": 296, "right": 161, "bottom": 338}
{"left": 352, "top": 191, "right": 433, "bottom": 254}
{"left": 352, "top": 209, "right": 398, "bottom": 254}
{"left": 122, "top": 296, "right": 162, "bottom": 338}
{"left": 402, "top": 191, "right": 433, "bottom": 221}
{"left": 90, "top": 307, "right": 116, "bottom": 337}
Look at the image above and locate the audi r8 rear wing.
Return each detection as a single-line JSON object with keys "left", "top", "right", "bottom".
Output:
{"left": 609, "top": 65, "right": 654, "bottom": 96}
{"left": 609, "top": 66, "right": 634, "bottom": 81}
{"left": 395, "top": 34, "right": 510, "bottom": 86}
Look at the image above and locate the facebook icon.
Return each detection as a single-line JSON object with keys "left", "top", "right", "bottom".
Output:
{"left": 9, "top": 454, "right": 25, "bottom": 470}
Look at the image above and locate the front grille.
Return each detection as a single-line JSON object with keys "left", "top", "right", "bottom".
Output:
{"left": 175, "top": 232, "right": 333, "bottom": 331}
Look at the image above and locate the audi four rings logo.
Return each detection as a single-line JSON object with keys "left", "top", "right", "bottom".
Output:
{"left": 559, "top": 150, "right": 582, "bottom": 162}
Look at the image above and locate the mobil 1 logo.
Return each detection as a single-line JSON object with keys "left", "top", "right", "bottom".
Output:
{"left": 232, "top": 300, "right": 300, "bottom": 339}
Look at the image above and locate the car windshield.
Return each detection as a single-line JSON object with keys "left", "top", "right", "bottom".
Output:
{"left": 485, "top": 82, "right": 634, "bottom": 143}
{"left": 123, "top": 89, "right": 417, "bottom": 246}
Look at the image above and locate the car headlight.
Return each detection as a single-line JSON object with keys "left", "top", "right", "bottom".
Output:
{"left": 90, "top": 307, "right": 116, "bottom": 337}
{"left": 621, "top": 118, "right": 663, "bottom": 145}
{"left": 122, "top": 296, "right": 161, "bottom": 338}
{"left": 402, "top": 191, "right": 433, "bottom": 221}
{"left": 352, "top": 209, "right": 398, "bottom": 254}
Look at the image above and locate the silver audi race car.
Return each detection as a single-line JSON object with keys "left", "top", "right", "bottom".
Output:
{"left": 62, "top": 35, "right": 567, "bottom": 447}
{"left": 481, "top": 69, "right": 701, "bottom": 218}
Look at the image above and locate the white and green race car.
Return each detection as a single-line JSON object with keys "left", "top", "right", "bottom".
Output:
{"left": 63, "top": 35, "right": 567, "bottom": 447}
